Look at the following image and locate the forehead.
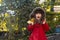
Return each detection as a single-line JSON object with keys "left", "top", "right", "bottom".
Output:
{"left": 35, "top": 13, "right": 41, "bottom": 14}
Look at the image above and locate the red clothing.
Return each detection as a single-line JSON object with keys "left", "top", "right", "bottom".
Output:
{"left": 27, "top": 23, "right": 50, "bottom": 40}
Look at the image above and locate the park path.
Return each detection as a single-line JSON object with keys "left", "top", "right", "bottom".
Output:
{"left": 47, "top": 33, "right": 60, "bottom": 40}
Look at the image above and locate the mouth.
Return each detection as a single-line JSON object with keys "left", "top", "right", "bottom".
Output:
{"left": 37, "top": 16, "right": 40, "bottom": 18}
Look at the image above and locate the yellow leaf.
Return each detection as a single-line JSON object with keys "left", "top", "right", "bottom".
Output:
{"left": 22, "top": 27, "right": 26, "bottom": 31}
{"left": 0, "top": 0, "right": 2, "bottom": 3}
{"left": 5, "top": 13, "right": 10, "bottom": 17}
{"left": 46, "top": 6, "right": 51, "bottom": 12}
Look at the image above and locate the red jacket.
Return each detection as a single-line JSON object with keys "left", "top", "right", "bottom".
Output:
{"left": 27, "top": 23, "right": 50, "bottom": 40}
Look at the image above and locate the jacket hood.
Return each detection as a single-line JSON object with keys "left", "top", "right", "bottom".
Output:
{"left": 29, "top": 7, "right": 46, "bottom": 20}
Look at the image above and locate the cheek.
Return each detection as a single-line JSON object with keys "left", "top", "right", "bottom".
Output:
{"left": 40, "top": 15, "right": 41, "bottom": 17}
{"left": 36, "top": 15, "right": 38, "bottom": 18}
{"left": 36, "top": 15, "right": 38, "bottom": 17}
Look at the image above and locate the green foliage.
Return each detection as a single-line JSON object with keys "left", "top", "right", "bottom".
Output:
{"left": 46, "top": 12, "right": 60, "bottom": 33}
{"left": 1, "top": 0, "right": 60, "bottom": 40}
{"left": 18, "top": 0, "right": 40, "bottom": 36}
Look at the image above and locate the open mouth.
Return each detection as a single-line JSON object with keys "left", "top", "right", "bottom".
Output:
{"left": 37, "top": 16, "right": 40, "bottom": 18}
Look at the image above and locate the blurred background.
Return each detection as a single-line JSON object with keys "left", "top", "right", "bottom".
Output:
{"left": 0, "top": 0, "right": 60, "bottom": 40}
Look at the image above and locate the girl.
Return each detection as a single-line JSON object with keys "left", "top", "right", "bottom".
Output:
{"left": 27, "top": 7, "right": 50, "bottom": 40}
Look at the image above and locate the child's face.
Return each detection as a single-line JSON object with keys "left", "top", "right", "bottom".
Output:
{"left": 35, "top": 13, "right": 42, "bottom": 20}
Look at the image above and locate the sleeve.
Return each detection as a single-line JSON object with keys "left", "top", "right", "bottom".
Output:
{"left": 42, "top": 23, "right": 50, "bottom": 32}
{"left": 27, "top": 24, "right": 34, "bottom": 31}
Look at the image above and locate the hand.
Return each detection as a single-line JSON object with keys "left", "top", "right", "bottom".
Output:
{"left": 43, "top": 19, "right": 46, "bottom": 24}
{"left": 27, "top": 20, "right": 34, "bottom": 25}
{"left": 27, "top": 18, "right": 34, "bottom": 25}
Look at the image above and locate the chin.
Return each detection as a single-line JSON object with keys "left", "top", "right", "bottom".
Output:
{"left": 37, "top": 19, "right": 40, "bottom": 20}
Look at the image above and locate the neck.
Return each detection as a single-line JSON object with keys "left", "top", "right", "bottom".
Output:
{"left": 34, "top": 19, "right": 42, "bottom": 24}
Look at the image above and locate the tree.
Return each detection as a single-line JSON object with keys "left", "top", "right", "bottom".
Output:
{"left": 17, "top": 0, "right": 40, "bottom": 39}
